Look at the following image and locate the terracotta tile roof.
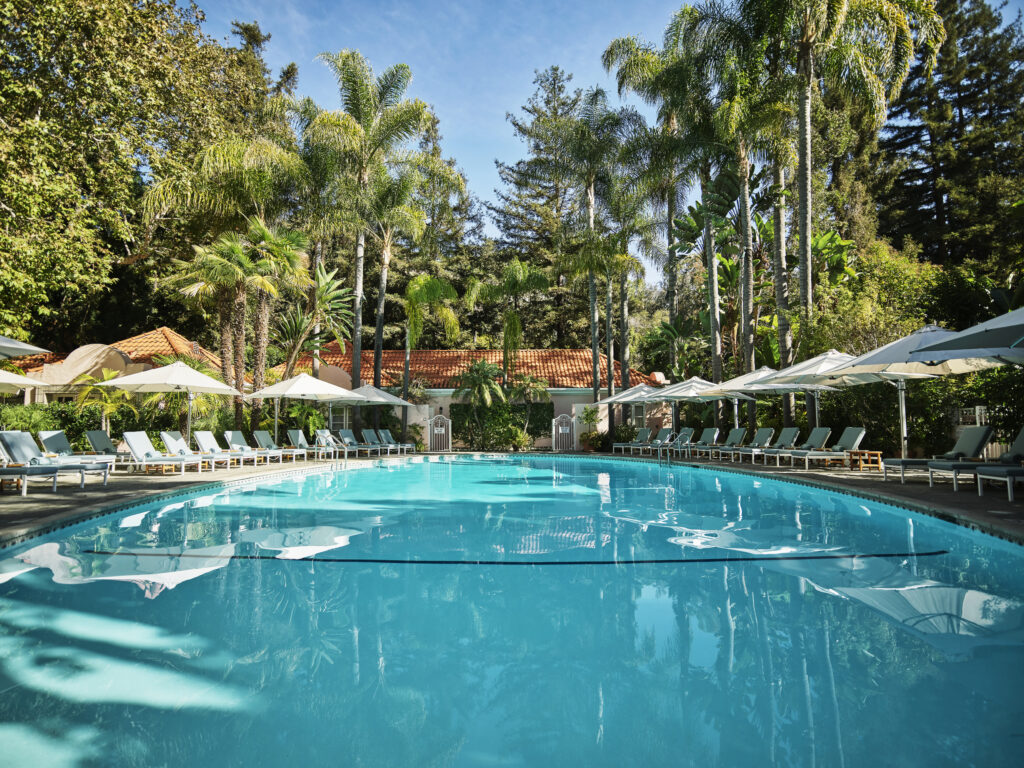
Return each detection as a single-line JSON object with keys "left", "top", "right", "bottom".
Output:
{"left": 8, "top": 327, "right": 221, "bottom": 373}
{"left": 279, "top": 343, "right": 655, "bottom": 389}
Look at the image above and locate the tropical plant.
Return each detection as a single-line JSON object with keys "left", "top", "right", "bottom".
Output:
{"left": 314, "top": 49, "right": 430, "bottom": 392}
{"left": 506, "top": 374, "right": 551, "bottom": 435}
{"left": 452, "top": 359, "right": 506, "bottom": 448}
{"left": 401, "top": 274, "right": 460, "bottom": 437}
{"left": 75, "top": 368, "right": 139, "bottom": 432}
{"left": 274, "top": 264, "right": 354, "bottom": 379}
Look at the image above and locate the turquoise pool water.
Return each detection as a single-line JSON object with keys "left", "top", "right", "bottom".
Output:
{"left": 1, "top": 455, "right": 1023, "bottom": 767}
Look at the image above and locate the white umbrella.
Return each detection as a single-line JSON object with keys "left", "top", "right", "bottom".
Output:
{"left": 816, "top": 326, "right": 1010, "bottom": 458}
{"left": 593, "top": 383, "right": 657, "bottom": 406}
{"left": 643, "top": 376, "right": 716, "bottom": 402}
{"left": 249, "top": 373, "right": 371, "bottom": 441}
{"left": 756, "top": 350, "right": 855, "bottom": 385}
{"left": 912, "top": 307, "right": 1024, "bottom": 362}
{"left": 351, "top": 384, "right": 414, "bottom": 407}
{"left": 97, "top": 361, "right": 241, "bottom": 442}
{"left": 700, "top": 368, "right": 776, "bottom": 428}
{"left": 0, "top": 369, "right": 58, "bottom": 395}
{"left": 0, "top": 335, "right": 48, "bottom": 360}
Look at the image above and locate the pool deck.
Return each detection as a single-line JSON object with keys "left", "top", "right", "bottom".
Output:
{"left": 1, "top": 453, "right": 1021, "bottom": 548}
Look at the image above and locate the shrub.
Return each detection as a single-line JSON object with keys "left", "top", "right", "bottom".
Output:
{"left": 451, "top": 401, "right": 554, "bottom": 450}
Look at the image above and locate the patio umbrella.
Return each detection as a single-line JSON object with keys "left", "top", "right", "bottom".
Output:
{"left": 249, "top": 373, "right": 369, "bottom": 441}
{"left": 0, "top": 369, "right": 58, "bottom": 395}
{"left": 912, "top": 307, "right": 1024, "bottom": 362}
{"left": 644, "top": 377, "right": 716, "bottom": 402}
{"left": 0, "top": 335, "right": 48, "bottom": 360}
{"left": 700, "top": 368, "right": 777, "bottom": 428}
{"left": 351, "top": 384, "right": 414, "bottom": 407}
{"left": 593, "top": 383, "right": 657, "bottom": 406}
{"left": 815, "top": 326, "right": 1010, "bottom": 458}
{"left": 748, "top": 351, "right": 855, "bottom": 423}
{"left": 97, "top": 361, "right": 241, "bottom": 443}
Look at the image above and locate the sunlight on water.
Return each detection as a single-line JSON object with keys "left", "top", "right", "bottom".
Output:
{"left": 1, "top": 456, "right": 1022, "bottom": 767}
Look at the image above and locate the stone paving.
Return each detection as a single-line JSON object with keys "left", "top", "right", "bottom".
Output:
{"left": 1, "top": 453, "right": 1021, "bottom": 548}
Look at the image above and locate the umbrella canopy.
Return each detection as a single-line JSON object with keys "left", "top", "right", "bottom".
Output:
{"left": 248, "top": 373, "right": 368, "bottom": 403}
{"left": 640, "top": 377, "right": 716, "bottom": 402}
{"left": 351, "top": 384, "right": 415, "bottom": 407}
{"left": 0, "top": 335, "right": 48, "bottom": 360}
{"left": 756, "top": 350, "right": 856, "bottom": 386}
{"left": 912, "top": 307, "right": 1024, "bottom": 361}
{"left": 96, "top": 361, "right": 241, "bottom": 395}
{"left": 701, "top": 366, "right": 778, "bottom": 397}
{"left": 0, "top": 369, "right": 58, "bottom": 395}
{"left": 593, "top": 384, "right": 658, "bottom": 405}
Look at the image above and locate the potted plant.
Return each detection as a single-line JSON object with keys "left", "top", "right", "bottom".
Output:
{"left": 578, "top": 405, "right": 600, "bottom": 451}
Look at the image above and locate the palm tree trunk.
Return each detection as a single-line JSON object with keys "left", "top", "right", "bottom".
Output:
{"left": 618, "top": 273, "right": 630, "bottom": 425}
{"left": 605, "top": 275, "right": 615, "bottom": 399}
{"left": 738, "top": 140, "right": 756, "bottom": 430}
{"left": 797, "top": 47, "right": 814, "bottom": 318}
{"left": 218, "top": 292, "right": 234, "bottom": 388}
{"left": 251, "top": 290, "right": 271, "bottom": 430}
{"left": 402, "top": 326, "right": 411, "bottom": 440}
{"left": 773, "top": 162, "right": 795, "bottom": 426}
{"left": 352, "top": 229, "right": 366, "bottom": 430}
{"left": 311, "top": 240, "right": 323, "bottom": 378}
{"left": 666, "top": 188, "right": 678, "bottom": 372}
{"left": 587, "top": 182, "right": 600, "bottom": 403}
{"left": 373, "top": 243, "right": 392, "bottom": 388}
{"left": 703, "top": 174, "right": 724, "bottom": 427}
{"left": 232, "top": 285, "right": 247, "bottom": 429}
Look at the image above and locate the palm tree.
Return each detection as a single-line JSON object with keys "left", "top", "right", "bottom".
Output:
{"left": 244, "top": 217, "right": 310, "bottom": 424}
{"left": 75, "top": 369, "right": 138, "bottom": 432}
{"left": 452, "top": 359, "right": 505, "bottom": 449}
{"left": 403, "top": 274, "right": 459, "bottom": 436}
{"left": 507, "top": 374, "right": 550, "bottom": 436}
{"left": 775, "top": 0, "right": 943, "bottom": 316}
{"left": 468, "top": 258, "right": 549, "bottom": 383}
{"left": 315, "top": 50, "right": 430, "bottom": 392}
{"left": 274, "top": 264, "right": 354, "bottom": 379}
{"left": 544, "top": 87, "right": 639, "bottom": 402}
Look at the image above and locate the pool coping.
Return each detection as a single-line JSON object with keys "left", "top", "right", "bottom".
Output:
{"left": 1, "top": 451, "right": 1021, "bottom": 550}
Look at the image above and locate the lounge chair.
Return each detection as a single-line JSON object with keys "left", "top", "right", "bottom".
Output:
{"left": 225, "top": 431, "right": 284, "bottom": 464}
{"left": 928, "top": 426, "right": 1024, "bottom": 492}
{"left": 658, "top": 428, "right": 694, "bottom": 460}
{"left": 636, "top": 428, "right": 673, "bottom": 456}
{"left": 86, "top": 430, "right": 132, "bottom": 465}
{"left": 692, "top": 428, "right": 745, "bottom": 460}
{"left": 362, "top": 429, "right": 399, "bottom": 455}
{"left": 335, "top": 429, "right": 380, "bottom": 457}
{"left": 883, "top": 425, "right": 993, "bottom": 483}
{"left": 721, "top": 427, "right": 774, "bottom": 462}
{"left": 380, "top": 429, "right": 415, "bottom": 453}
{"left": 161, "top": 431, "right": 230, "bottom": 471}
{"left": 194, "top": 431, "right": 252, "bottom": 466}
{"left": 739, "top": 427, "right": 800, "bottom": 464}
{"left": 976, "top": 464, "right": 1024, "bottom": 502}
{"left": 122, "top": 432, "right": 204, "bottom": 474}
{"left": 789, "top": 426, "right": 866, "bottom": 469}
{"left": 0, "top": 464, "right": 60, "bottom": 496}
{"left": 613, "top": 428, "right": 650, "bottom": 455}
{"left": 680, "top": 428, "right": 719, "bottom": 460}
{"left": 254, "top": 430, "right": 306, "bottom": 462}
{"left": 0, "top": 431, "right": 110, "bottom": 487}
{"left": 768, "top": 427, "right": 831, "bottom": 466}
{"left": 38, "top": 430, "right": 117, "bottom": 468}
{"left": 289, "top": 429, "right": 337, "bottom": 460}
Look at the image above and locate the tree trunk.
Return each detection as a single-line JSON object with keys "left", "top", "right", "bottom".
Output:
{"left": 772, "top": 162, "right": 796, "bottom": 426}
{"left": 738, "top": 141, "right": 757, "bottom": 430}
{"left": 218, "top": 292, "right": 234, "bottom": 388}
{"left": 352, "top": 229, "right": 366, "bottom": 430}
{"left": 587, "top": 181, "right": 600, "bottom": 403}
{"left": 703, "top": 174, "right": 724, "bottom": 428}
{"left": 618, "top": 273, "right": 630, "bottom": 425}
{"left": 232, "top": 285, "right": 247, "bottom": 429}
{"left": 606, "top": 274, "right": 615, "bottom": 438}
{"left": 666, "top": 188, "right": 678, "bottom": 372}
{"left": 797, "top": 47, "right": 814, "bottom": 318}
{"left": 402, "top": 326, "right": 411, "bottom": 440}
{"left": 311, "top": 240, "right": 323, "bottom": 378}
{"left": 373, "top": 243, "right": 392, "bottom": 388}
{"left": 251, "top": 289, "right": 271, "bottom": 430}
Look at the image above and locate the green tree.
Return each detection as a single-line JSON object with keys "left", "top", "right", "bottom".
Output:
{"left": 452, "top": 360, "right": 506, "bottom": 448}
{"left": 274, "top": 265, "right": 354, "bottom": 379}
{"left": 507, "top": 374, "right": 551, "bottom": 435}
{"left": 75, "top": 369, "right": 139, "bottom": 432}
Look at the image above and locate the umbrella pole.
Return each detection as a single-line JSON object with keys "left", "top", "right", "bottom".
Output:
{"left": 813, "top": 391, "right": 821, "bottom": 427}
{"left": 898, "top": 378, "right": 909, "bottom": 459}
{"left": 732, "top": 398, "right": 739, "bottom": 429}
{"left": 275, "top": 398, "right": 280, "bottom": 444}
{"left": 186, "top": 391, "right": 194, "bottom": 445}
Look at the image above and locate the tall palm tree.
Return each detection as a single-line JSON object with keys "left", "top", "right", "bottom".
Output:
{"left": 773, "top": 0, "right": 944, "bottom": 316}
{"left": 315, "top": 50, "right": 430, "bottom": 391}
{"left": 244, "top": 217, "right": 310, "bottom": 423}
{"left": 468, "top": 258, "right": 549, "bottom": 383}
{"left": 544, "top": 87, "right": 639, "bottom": 402}
{"left": 403, "top": 274, "right": 459, "bottom": 436}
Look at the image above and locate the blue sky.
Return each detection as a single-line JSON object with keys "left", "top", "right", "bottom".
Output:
{"left": 199, "top": 0, "right": 682, "bottom": 210}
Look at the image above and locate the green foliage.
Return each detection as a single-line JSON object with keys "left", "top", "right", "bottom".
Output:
{"left": 450, "top": 401, "right": 554, "bottom": 451}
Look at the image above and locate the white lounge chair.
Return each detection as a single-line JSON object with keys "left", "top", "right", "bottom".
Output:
{"left": 122, "top": 432, "right": 204, "bottom": 474}
{"left": 161, "top": 431, "right": 230, "bottom": 471}
{"left": 254, "top": 430, "right": 306, "bottom": 461}
{"left": 737, "top": 427, "right": 800, "bottom": 464}
{"left": 225, "top": 431, "right": 283, "bottom": 464}
{"left": 720, "top": 427, "right": 774, "bottom": 462}
{"left": 194, "top": 431, "right": 251, "bottom": 466}
{"left": 39, "top": 430, "right": 117, "bottom": 468}
{"left": 0, "top": 431, "right": 110, "bottom": 488}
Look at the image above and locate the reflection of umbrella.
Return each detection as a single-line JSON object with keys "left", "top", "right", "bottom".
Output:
{"left": 818, "top": 326, "right": 1008, "bottom": 457}
{"left": 913, "top": 307, "right": 1024, "bottom": 359}
{"left": 0, "top": 335, "right": 48, "bottom": 359}
{"left": 238, "top": 525, "right": 363, "bottom": 559}
{"left": 97, "top": 361, "right": 241, "bottom": 442}
{"left": 249, "top": 373, "right": 369, "bottom": 441}
{"left": 0, "top": 369, "right": 58, "bottom": 395}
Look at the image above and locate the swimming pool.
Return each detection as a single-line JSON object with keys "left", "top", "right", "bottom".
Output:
{"left": 1, "top": 454, "right": 1022, "bottom": 767}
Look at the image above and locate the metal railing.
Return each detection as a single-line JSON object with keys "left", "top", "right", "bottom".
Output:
{"left": 427, "top": 415, "right": 452, "bottom": 453}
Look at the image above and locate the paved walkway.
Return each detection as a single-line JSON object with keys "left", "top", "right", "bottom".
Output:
{"left": 1, "top": 454, "right": 1021, "bottom": 548}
